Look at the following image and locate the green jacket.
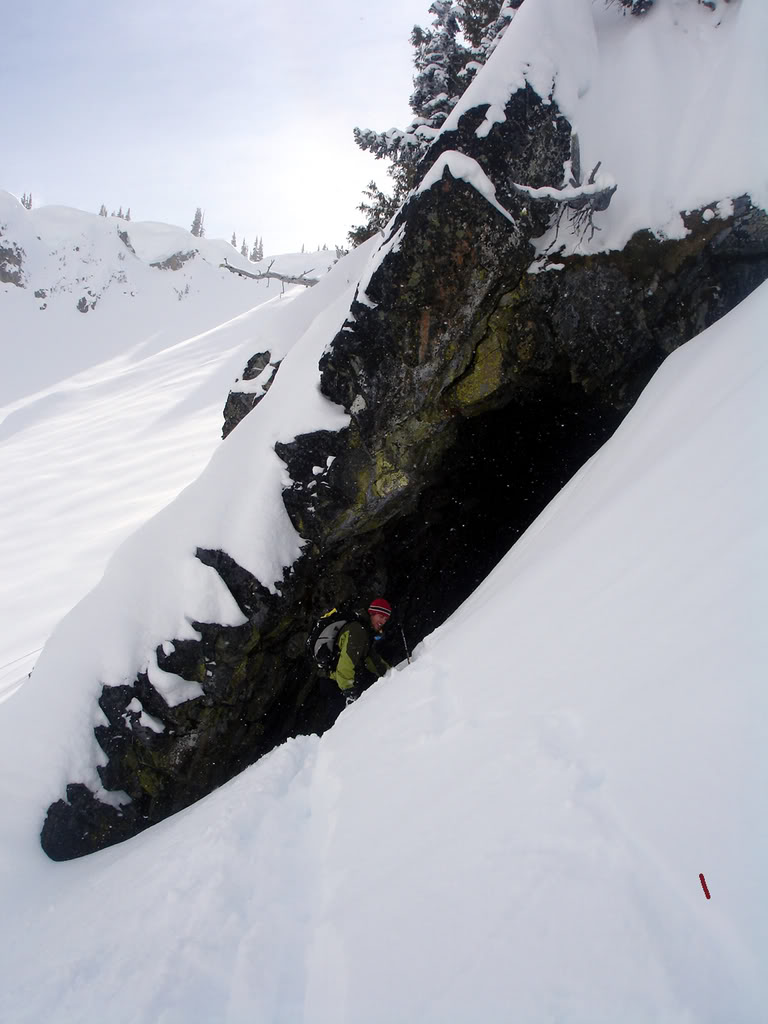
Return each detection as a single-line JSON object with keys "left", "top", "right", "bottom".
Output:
{"left": 330, "top": 618, "right": 390, "bottom": 691}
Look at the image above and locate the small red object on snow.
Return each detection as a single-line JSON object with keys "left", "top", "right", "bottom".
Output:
{"left": 699, "top": 873, "right": 711, "bottom": 899}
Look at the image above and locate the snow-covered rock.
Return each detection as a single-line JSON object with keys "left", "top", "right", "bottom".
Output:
{"left": 0, "top": 2, "right": 767, "bottom": 1015}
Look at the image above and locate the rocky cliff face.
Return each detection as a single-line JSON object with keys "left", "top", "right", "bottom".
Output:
{"left": 41, "top": 85, "right": 768, "bottom": 859}
{"left": 0, "top": 231, "right": 25, "bottom": 286}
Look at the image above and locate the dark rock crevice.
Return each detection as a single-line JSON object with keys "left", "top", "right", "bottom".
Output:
{"left": 380, "top": 385, "right": 624, "bottom": 648}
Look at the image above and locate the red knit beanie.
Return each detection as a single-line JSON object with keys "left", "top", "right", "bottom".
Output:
{"left": 368, "top": 598, "right": 392, "bottom": 619}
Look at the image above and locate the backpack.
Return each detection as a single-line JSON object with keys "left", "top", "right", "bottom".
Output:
{"left": 307, "top": 607, "right": 361, "bottom": 672}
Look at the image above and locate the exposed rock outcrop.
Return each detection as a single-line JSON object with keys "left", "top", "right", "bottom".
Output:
{"left": 221, "top": 351, "right": 279, "bottom": 439}
{"left": 41, "top": 85, "right": 768, "bottom": 860}
{"left": 0, "top": 236, "right": 25, "bottom": 287}
{"left": 150, "top": 249, "right": 198, "bottom": 271}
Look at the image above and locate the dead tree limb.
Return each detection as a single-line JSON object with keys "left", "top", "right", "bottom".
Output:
{"left": 512, "top": 153, "right": 617, "bottom": 247}
{"left": 219, "top": 257, "right": 319, "bottom": 287}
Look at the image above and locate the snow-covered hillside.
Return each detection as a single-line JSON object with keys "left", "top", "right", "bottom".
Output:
{"left": 1, "top": 0, "right": 766, "bottom": 1019}
{"left": 1, "top": 278, "right": 766, "bottom": 1024}
{"left": 0, "top": 192, "right": 338, "bottom": 405}
{"left": 0, "top": 191, "right": 339, "bottom": 697}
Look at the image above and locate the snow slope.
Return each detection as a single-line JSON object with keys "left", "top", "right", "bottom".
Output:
{"left": 1, "top": 2, "right": 766, "bottom": 1019}
{"left": 0, "top": 192, "right": 337, "bottom": 405}
{"left": 3, "top": 0, "right": 765, "bottom": 761}
{"left": 0, "top": 192, "right": 341, "bottom": 697}
{"left": 0, "top": 236, "right": 376, "bottom": 828}
{"left": 0, "top": 275, "right": 765, "bottom": 1024}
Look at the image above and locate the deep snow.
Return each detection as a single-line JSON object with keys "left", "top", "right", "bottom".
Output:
{"left": 1, "top": 274, "right": 766, "bottom": 1024}
{"left": 1, "top": 0, "right": 767, "bottom": 1019}
{"left": 444, "top": 0, "right": 768, "bottom": 254}
{"left": 0, "top": 191, "right": 342, "bottom": 700}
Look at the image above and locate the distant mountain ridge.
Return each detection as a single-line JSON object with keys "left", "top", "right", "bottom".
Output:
{"left": 0, "top": 191, "right": 337, "bottom": 406}
{"left": 0, "top": 191, "right": 260, "bottom": 306}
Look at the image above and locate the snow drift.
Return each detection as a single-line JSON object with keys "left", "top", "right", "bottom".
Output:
{"left": 1, "top": 272, "right": 765, "bottom": 1024}
{"left": 0, "top": 0, "right": 766, "bottom": 1018}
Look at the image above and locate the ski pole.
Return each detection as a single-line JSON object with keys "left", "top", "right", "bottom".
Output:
{"left": 399, "top": 620, "right": 411, "bottom": 664}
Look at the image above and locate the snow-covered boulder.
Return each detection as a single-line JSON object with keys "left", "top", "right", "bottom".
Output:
{"left": 32, "top": 0, "right": 768, "bottom": 860}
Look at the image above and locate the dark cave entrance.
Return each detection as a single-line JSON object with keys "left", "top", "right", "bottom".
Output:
{"left": 376, "top": 385, "right": 624, "bottom": 664}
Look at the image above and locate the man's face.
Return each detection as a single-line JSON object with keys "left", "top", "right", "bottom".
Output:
{"left": 370, "top": 611, "right": 389, "bottom": 633}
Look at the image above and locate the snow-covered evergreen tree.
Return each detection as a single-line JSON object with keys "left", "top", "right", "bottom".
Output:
{"left": 349, "top": 0, "right": 518, "bottom": 245}
{"left": 240, "top": 239, "right": 248, "bottom": 258}
{"left": 458, "top": 0, "right": 506, "bottom": 47}
{"left": 21, "top": 192, "right": 33, "bottom": 210}
{"left": 191, "top": 208, "right": 205, "bottom": 238}
{"left": 409, "top": 2, "right": 468, "bottom": 136}
{"left": 465, "top": 0, "right": 525, "bottom": 77}
{"left": 348, "top": 182, "right": 402, "bottom": 247}
{"left": 125, "top": 208, "right": 131, "bottom": 221}
{"left": 98, "top": 204, "right": 108, "bottom": 217}
{"left": 231, "top": 231, "right": 237, "bottom": 248}
{"left": 352, "top": 2, "right": 467, "bottom": 193}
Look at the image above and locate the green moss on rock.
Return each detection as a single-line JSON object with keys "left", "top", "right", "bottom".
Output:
{"left": 373, "top": 451, "right": 410, "bottom": 498}
{"left": 453, "top": 334, "right": 505, "bottom": 409}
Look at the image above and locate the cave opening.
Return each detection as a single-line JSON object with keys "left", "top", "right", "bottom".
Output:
{"left": 377, "top": 385, "right": 625, "bottom": 665}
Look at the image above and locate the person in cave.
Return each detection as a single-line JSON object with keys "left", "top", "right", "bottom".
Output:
{"left": 330, "top": 598, "right": 392, "bottom": 704}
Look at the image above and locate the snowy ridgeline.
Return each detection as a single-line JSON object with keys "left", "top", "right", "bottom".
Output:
{"left": 1, "top": 278, "right": 766, "bottom": 1023}
{"left": 0, "top": 190, "right": 339, "bottom": 406}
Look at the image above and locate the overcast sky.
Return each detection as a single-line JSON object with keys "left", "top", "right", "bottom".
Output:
{"left": 3, "top": 0, "right": 432, "bottom": 253}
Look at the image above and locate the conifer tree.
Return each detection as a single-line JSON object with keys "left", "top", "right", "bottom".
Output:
{"left": 125, "top": 208, "right": 131, "bottom": 221}
{"left": 459, "top": 0, "right": 504, "bottom": 46}
{"left": 348, "top": 182, "right": 402, "bottom": 247}
{"left": 99, "top": 204, "right": 108, "bottom": 217}
{"left": 117, "top": 206, "right": 124, "bottom": 219}
{"left": 257, "top": 236, "right": 264, "bottom": 261}
{"left": 409, "top": 2, "right": 468, "bottom": 135}
{"left": 231, "top": 231, "right": 237, "bottom": 247}
{"left": 21, "top": 192, "right": 33, "bottom": 210}
{"left": 349, "top": 1, "right": 519, "bottom": 245}
{"left": 250, "top": 239, "right": 259, "bottom": 262}
{"left": 191, "top": 207, "right": 205, "bottom": 238}
{"left": 240, "top": 239, "right": 248, "bottom": 257}
{"left": 468, "top": 0, "right": 525, "bottom": 74}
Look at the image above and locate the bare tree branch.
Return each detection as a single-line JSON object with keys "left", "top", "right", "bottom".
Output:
{"left": 509, "top": 171, "right": 616, "bottom": 212}
{"left": 512, "top": 153, "right": 618, "bottom": 248}
{"left": 219, "top": 258, "right": 319, "bottom": 287}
